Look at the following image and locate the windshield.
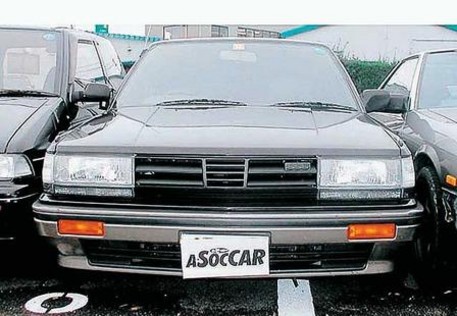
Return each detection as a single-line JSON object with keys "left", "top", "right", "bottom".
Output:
{"left": 418, "top": 51, "right": 457, "bottom": 109}
{"left": 0, "top": 29, "right": 60, "bottom": 94}
{"left": 116, "top": 41, "right": 359, "bottom": 109}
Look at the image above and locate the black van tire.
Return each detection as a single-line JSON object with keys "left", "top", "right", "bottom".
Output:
{"left": 411, "top": 166, "right": 455, "bottom": 289}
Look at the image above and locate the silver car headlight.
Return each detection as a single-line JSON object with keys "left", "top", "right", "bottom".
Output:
{"left": 318, "top": 157, "right": 415, "bottom": 200}
{"left": 0, "top": 154, "right": 34, "bottom": 179}
{"left": 43, "top": 154, "right": 134, "bottom": 197}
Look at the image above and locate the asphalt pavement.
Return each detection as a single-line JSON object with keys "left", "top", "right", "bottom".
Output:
{"left": 2, "top": 245, "right": 457, "bottom": 316}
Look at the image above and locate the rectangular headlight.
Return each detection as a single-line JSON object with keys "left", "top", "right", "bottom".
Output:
{"left": 43, "top": 154, "right": 134, "bottom": 197}
{"left": 319, "top": 157, "right": 415, "bottom": 200}
{"left": 0, "top": 154, "right": 33, "bottom": 179}
{"left": 320, "top": 158, "right": 402, "bottom": 188}
{"left": 54, "top": 155, "right": 133, "bottom": 186}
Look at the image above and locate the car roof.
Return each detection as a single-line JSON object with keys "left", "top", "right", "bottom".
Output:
{"left": 402, "top": 47, "right": 457, "bottom": 61}
{"left": 147, "top": 37, "right": 332, "bottom": 51}
{"left": 0, "top": 25, "right": 105, "bottom": 40}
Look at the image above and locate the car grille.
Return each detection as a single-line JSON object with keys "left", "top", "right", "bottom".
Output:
{"left": 134, "top": 156, "right": 318, "bottom": 206}
{"left": 82, "top": 241, "right": 372, "bottom": 273}
{"left": 205, "top": 158, "right": 246, "bottom": 188}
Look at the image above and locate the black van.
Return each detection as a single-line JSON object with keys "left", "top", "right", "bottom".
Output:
{"left": 0, "top": 26, "right": 125, "bottom": 243}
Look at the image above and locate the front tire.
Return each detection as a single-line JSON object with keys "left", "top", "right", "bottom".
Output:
{"left": 411, "top": 166, "right": 456, "bottom": 289}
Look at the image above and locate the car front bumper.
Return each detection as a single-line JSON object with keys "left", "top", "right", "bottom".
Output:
{"left": 0, "top": 190, "right": 40, "bottom": 241}
{"left": 34, "top": 197, "right": 423, "bottom": 278}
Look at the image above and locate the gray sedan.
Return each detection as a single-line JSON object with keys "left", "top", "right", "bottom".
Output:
{"left": 366, "top": 48, "right": 457, "bottom": 287}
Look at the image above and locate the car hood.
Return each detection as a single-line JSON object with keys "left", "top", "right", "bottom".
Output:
{"left": 411, "top": 108, "right": 457, "bottom": 156}
{"left": 54, "top": 106, "right": 401, "bottom": 157}
{"left": 0, "top": 98, "right": 49, "bottom": 153}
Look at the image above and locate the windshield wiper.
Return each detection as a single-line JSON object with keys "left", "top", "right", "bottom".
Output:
{"left": 0, "top": 89, "right": 59, "bottom": 97}
{"left": 154, "top": 99, "right": 248, "bottom": 107}
{"left": 272, "top": 101, "right": 358, "bottom": 112}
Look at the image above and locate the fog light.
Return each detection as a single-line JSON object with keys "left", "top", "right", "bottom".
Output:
{"left": 58, "top": 220, "right": 105, "bottom": 237}
{"left": 347, "top": 223, "right": 396, "bottom": 240}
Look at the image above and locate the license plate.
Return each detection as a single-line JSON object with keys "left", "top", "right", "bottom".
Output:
{"left": 180, "top": 234, "right": 270, "bottom": 279}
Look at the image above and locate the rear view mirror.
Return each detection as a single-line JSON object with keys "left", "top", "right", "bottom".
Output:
{"left": 362, "top": 89, "right": 408, "bottom": 114}
{"left": 72, "top": 83, "right": 112, "bottom": 109}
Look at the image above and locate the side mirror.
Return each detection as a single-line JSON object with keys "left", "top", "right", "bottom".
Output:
{"left": 72, "top": 83, "right": 112, "bottom": 110}
{"left": 362, "top": 89, "right": 408, "bottom": 114}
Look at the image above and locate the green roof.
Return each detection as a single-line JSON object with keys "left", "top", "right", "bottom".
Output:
{"left": 280, "top": 25, "right": 322, "bottom": 38}
{"left": 95, "top": 32, "right": 161, "bottom": 42}
{"left": 443, "top": 25, "right": 457, "bottom": 32}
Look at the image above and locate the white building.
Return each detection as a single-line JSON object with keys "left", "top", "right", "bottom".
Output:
{"left": 96, "top": 25, "right": 457, "bottom": 64}
{"left": 144, "top": 24, "right": 291, "bottom": 40}
{"left": 95, "top": 32, "right": 160, "bottom": 65}
{"left": 282, "top": 25, "right": 457, "bottom": 61}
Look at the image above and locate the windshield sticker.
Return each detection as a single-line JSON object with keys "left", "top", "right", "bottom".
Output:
{"left": 43, "top": 33, "right": 56, "bottom": 41}
{"left": 220, "top": 50, "right": 257, "bottom": 63}
{"left": 233, "top": 43, "right": 245, "bottom": 51}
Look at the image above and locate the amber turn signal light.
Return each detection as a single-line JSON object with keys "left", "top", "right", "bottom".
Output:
{"left": 347, "top": 223, "right": 396, "bottom": 240}
{"left": 58, "top": 220, "right": 105, "bottom": 236}
{"left": 446, "top": 175, "right": 457, "bottom": 187}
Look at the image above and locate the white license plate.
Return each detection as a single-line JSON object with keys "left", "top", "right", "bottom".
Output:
{"left": 180, "top": 234, "right": 270, "bottom": 279}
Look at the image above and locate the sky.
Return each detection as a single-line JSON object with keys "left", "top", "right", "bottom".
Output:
{"left": 3, "top": 0, "right": 457, "bottom": 27}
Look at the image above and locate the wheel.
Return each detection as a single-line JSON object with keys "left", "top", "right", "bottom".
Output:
{"left": 410, "top": 166, "right": 457, "bottom": 289}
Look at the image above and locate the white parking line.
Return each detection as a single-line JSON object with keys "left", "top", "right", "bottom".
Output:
{"left": 277, "top": 279, "right": 315, "bottom": 316}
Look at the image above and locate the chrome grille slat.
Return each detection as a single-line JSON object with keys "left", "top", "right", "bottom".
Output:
{"left": 249, "top": 166, "right": 317, "bottom": 175}
{"left": 206, "top": 164, "right": 245, "bottom": 169}
{"left": 136, "top": 179, "right": 203, "bottom": 186}
{"left": 206, "top": 178, "right": 245, "bottom": 182}
{"left": 206, "top": 171, "right": 245, "bottom": 174}
{"left": 136, "top": 165, "right": 202, "bottom": 174}
{"left": 248, "top": 180, "right": 316, "bottom": 187}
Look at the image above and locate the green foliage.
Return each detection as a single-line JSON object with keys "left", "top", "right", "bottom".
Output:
{"left": 341, "top": 59, "right": 396, "bottom": 93}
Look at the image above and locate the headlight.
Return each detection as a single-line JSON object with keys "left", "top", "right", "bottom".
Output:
{"left": 318, "top": 157, "right": 415, "bottom": 200}
{"left": 43, "top": 154, "right": 134, "bottom": 197}
{"left": 0, "top": 154, "right": 33, "bottom": 179}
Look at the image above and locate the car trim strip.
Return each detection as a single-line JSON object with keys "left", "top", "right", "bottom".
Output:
{"left": 58, "top": 255, "right": 394, "bottom": 278}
